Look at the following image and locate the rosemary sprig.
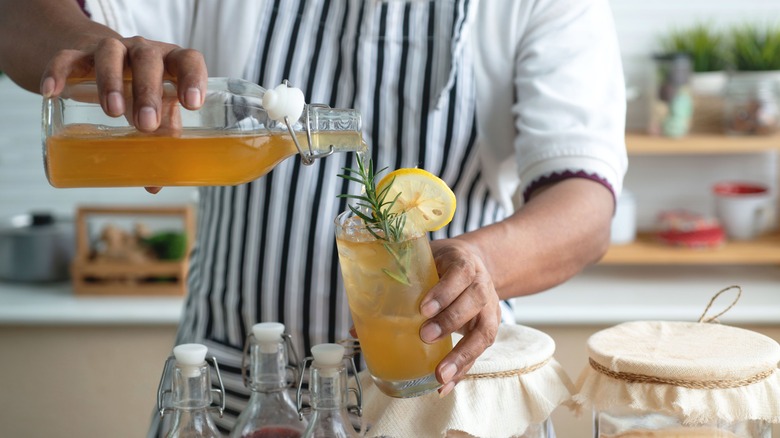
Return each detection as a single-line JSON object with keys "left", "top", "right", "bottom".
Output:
{"left": 337, "top": 156, "right": 406, "bottom": 243}
{"left": 338, "top": 156, "right": 411, "bottom": 285}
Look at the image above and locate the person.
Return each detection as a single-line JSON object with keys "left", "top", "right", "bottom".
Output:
{"left": 0, "top": 0, "right": 627, "bottom": 434}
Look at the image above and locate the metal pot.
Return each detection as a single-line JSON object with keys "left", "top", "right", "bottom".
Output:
{"left": 0, "top": 212, "right": 75, "bottom": 282}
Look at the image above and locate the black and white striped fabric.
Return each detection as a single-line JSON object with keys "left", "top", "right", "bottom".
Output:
{"left": 154, "top": 0, "right": 510, "bottom": 434}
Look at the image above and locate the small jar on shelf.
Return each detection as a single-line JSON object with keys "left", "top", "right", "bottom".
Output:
{"left": 723, "top": 72, "right": 780, "bottom": 136}
{"left": 648, "top": 53, "right": 694, "bottom": 138}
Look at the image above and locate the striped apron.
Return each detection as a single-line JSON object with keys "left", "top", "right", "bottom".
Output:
{"left": 153, "top": 0, "right": 508, "bottom": 434}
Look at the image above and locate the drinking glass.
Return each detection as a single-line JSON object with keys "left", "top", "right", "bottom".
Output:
{"left": 334, "top": 210, "right": 452, "bottom": 398}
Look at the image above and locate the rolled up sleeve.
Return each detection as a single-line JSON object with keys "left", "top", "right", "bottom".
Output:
{"left": 512, "top": 0, "right": 627, "bottom": 204}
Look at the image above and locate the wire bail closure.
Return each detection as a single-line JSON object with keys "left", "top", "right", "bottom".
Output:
{"left": 156, "top": 355, "right": 226, "bottom": 418}
{"left": 240, "top": 331, "right": 301, "bottom": 389}
{"left": 281, "top": 80, "right": 335, "bottom": 166}
{"left": 295, "top": 346, "right": 363, "bottom": 420}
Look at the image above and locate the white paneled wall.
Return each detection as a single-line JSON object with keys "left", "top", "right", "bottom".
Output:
{"left": 1, "top": 0, "right": 779, "bottom": 223}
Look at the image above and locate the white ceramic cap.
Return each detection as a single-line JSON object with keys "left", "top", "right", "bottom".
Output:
{"left": 173, "top": 343, "right": 208, "bottom": 366}
{"left": 311, "top": 343, "right": 345, "bottom": 366}
{"left": 252, "top": 322, "right": 285, "bottom": 343}
{"left": 262, "top": 83, "right": 305, "bottom": 123}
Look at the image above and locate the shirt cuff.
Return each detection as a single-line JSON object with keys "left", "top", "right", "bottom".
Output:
{"left": 522, "top": 169, "right": 616, "bottom": 205}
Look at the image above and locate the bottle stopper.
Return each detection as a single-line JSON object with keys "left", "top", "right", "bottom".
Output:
{"left": 262, "top": 83, "right": 305, "bottom": 124}
{"left": 173, "top": 343, "right": 208, "bottom": 377}
{"left": 311, "top": 343, "right": 345, "bottom": 367}
{"left": 252, "top": 322, "right": 285, "bottom": 353}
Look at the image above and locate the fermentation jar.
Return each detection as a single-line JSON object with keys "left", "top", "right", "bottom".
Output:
{"left": 358, "top": 323, "right": 574, "bottom": 438}
{"left": 723, "top": 72, "right": 780, "bottom": 136}
{"left": 574, "top": 317, "right": 780, "bottom": 437}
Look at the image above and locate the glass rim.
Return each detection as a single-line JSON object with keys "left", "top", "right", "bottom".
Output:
{"left": 333, "top": 209, "right": 426, "bottom": 241}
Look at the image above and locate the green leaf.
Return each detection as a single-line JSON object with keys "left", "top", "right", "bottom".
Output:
{"left": 382, "top": 268, "right": 411, "bottom": 286}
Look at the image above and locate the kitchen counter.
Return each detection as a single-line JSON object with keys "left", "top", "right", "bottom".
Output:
{"left": 0, "top": 281, "right": 183, "bottom": 325}
{"left": 0, "top": 266, "right": 780, "bottom": 325}
{"left": 1, "top": 265, "right": 779, "bottom": 326}
{"left": 513, "top": 265, "right": 780, "bottom": 325}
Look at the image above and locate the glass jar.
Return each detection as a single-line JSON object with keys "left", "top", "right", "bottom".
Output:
{"left": 575, "top": 318, "right": 780, "bottom": 438}
{"left": 595, "top": 410, "right": 770, "bottom": 437}
{"left": 358, "top": 324, "right": 571, "bottom": 438}
{"left": 648, "top": 53, "right": 694, "bottom": 138}
{"left": 723, "top": 72, "right": 780, "bottom": 136}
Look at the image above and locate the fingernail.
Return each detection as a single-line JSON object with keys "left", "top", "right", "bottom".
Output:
{"left": 440, "top": 362, "right": 457, "bottom": 383}
{"left": 185, "top": 87, "right": 201, "bottom": 108}
{"left": 438, "top": 381, "right": 455, "bottom": 398}
{"left": 41, "top": 77, "right": 55, "bottom": 97}
{"left": 138, "top": 106, "right": 157, "bottom": 131}
{"left": 420, "top": 322, "right": 441, "bottom": 343}
{"left": 107, "top": 91, "right": 125, "bottom": 116}
{"left": 421, "top": 299, "right": 440, "bottom": 318}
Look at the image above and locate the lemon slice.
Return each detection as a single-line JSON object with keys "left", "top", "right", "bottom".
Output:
{"left": 376, "top": 168, "right": 456, "bottom": 232}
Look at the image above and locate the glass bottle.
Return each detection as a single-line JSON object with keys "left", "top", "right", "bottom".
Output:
{"left": 296, "top": 343, "right": 363, "bottom": 438}
{"left": 42, "top": 78, "right": 366, "bottom": 188}
{"left": 157, "top": 343, "right": 227, "bottom": 438}
{"left": 231, "top": 322, "right": 307, "bottom": 438}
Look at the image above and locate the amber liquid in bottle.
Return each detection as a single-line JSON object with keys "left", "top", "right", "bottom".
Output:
{"left": 45, "top": 126, "right": 362, "bottom": 188}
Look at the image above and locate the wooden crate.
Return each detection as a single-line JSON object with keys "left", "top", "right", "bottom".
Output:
{"left": 71, "top": 206, "right": 195, "bottom": 296}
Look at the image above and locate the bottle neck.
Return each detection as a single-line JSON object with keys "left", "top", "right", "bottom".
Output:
{"left": 167, "top": 364, "right": 221, "bottom": 437}
{"left": 249, "top": 341, "right": 288, "bottom": 392}
{"left": 172, "top": 363, "right": 213, "bottom": 409}
{"left": 310, "top": 364, "right": 349, "bottom": 412}
{"left": 295, "top": 105, "right": 366, "bottom": 156}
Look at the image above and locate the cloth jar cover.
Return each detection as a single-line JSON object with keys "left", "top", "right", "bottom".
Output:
{"left": 573, "top": 320, "right": 780, "bottom": 425}
{"left": 359, "top": 323, "right": 575, "bottom": 438}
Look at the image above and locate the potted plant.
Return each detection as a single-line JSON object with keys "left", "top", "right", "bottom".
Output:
{"left": 659, "top": 23, "right": 729, "bottom": 96}
{"left": 656, "top": 24, "right": 729, "bottom": 134}
{"left": 723, "top": 24, "right": 780, "bottom": 135}
{"left": 731, "top": 23, "right": 780, "bottom": 73}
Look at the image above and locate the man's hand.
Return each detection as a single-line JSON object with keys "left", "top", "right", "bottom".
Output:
{"left": 422, "top": 238, "right": 502, "bottom": 397}
{"left": 41, "top": 36, "right": 207, "bottom": 133}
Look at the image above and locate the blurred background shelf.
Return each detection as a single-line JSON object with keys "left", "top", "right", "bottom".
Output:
{"left": 600, "top": 231, "right": 780, "bottom": 265}
{"left": 626, "top": 132, "right": 780, "bottom": 155}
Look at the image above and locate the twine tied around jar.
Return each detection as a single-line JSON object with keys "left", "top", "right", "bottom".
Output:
{"left": 587, "top": 357, "right": 774, "bottom": 390}
{"left": 697, "top": 285, "right": 742, "bottom": 324}
{"left": 464, "top": 358, "right": 551, "bottom": 381}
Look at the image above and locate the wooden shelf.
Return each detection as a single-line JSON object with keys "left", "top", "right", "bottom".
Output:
{"left": 600, "top": 232, "right": 780, "bottom": 265}
{"left": 626, "top": 132, "right": 780, "bottom": 155}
